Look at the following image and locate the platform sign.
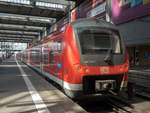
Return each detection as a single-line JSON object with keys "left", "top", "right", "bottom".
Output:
{"left": 113, "top": 0, "right": 150, "bottom": 24}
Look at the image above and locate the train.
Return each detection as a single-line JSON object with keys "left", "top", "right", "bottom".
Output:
{"left": 0, "top": 52, "right": 3, "bottom": 63}
{"left": 17, "top": 18, "right": 129, "bottom": 99}
{"left": 0, "top": 51, "right": 7, "bottom": 63}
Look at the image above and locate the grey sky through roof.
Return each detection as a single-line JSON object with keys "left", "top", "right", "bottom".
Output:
{"left": 0, "top": 0, "right": 66, "bottom": 9}
{"left": 36, "top": 1, "right": 65, "bottom": 9}
{"left": 0, "top": 42, "right": 27, "bottom": 50}
{"left": 0, "top": 0, "right": 30, "bottom": 4}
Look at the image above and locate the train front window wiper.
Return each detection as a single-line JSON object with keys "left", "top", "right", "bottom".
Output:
{"left": 104, "top": 49, "right": 113, "bottom": 65}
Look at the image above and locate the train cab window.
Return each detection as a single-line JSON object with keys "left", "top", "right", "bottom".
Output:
{"left": 77, "top": 28, "right": 121, "bottom": 55}
{"left": 57, "top": 41, "right": 62, "bottom": 53}
{"left": 113, "top": 35, "right": 121, "bottom": 54}
{"left": 49, "top": 51, "right": 54, "bottom": 64}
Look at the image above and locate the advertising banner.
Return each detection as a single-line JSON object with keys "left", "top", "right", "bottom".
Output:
{"left": 113, "top": 0, "right": 150, "bottom": 24}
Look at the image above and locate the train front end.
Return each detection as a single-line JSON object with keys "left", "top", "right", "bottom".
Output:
{"left": 64, "top": 19, "right": 129, "bottom": 98}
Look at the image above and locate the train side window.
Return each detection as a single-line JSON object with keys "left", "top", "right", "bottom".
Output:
{"left": 57, "top": 41, "right": 62, "bottom": 53}
{"left": 49, "top": 51, "right": 54, "bottom": 64}
{"left": 30, "top": 53, "right": 32, "bottom": 61}
{"left": 44, "top": 52, "right": 48, "bottom": 64}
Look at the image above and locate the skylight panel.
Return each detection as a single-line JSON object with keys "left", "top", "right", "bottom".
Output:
{"left": 0, "top": 0, "right": 30, "bottom": 5}
{"left": 36, "top": 1, "right": 64, "bottom": 9}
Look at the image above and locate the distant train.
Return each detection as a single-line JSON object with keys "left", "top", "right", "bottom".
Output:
{"left": 0, "top": 51, "right": 7, "bottom": 63}
{"left": 0, "top": 52, "right": 3, "bottom": 63}
{"left": 17, "top": 18, "right": 129, "bottom": 98}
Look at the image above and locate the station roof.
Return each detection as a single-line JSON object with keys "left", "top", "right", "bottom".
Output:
{"left": 0, "top": 0, "right": 79, "bottom": 43}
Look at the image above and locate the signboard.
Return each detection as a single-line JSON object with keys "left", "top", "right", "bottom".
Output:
{"left": 71, "top": 0, "right": 106, "bottom": 21}
{"left": 87, "top": 2, "right": 106, "bottom": 18}
{"left": 113, "top": 0, "right": 150, "bottom": 24}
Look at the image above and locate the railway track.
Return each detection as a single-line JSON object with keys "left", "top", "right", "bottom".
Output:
{"left": 106, "top": 89, "right": 150, "bottom": 113}
{"left": 126, "top": 82, "right": 150, "bottom": 100}
{"left": 75, "top": 93, "right": 134, "bottom": 113}
{"left": 106, "top": 96, "right": 134, "bottom": 113}
{"left": 75, "top": 91, "right": 150, "bottom": 113}
{"left": 135, "top": 89, "right": 150, "bottom": 101}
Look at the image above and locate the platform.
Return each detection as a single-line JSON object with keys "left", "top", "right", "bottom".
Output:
{"left": 0, "top": 56, "right": 86, "bottom": 113}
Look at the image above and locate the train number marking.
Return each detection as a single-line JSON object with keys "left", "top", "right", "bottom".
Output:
{"left": 100, "top": 67, "right": 109, "bottom": 74}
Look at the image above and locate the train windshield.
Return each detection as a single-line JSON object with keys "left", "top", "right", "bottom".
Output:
{"left": 77, "top": 28, "right": 121, "bottom": 55}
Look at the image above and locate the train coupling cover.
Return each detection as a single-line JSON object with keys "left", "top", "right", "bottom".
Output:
{"left": 95, "top": 80, "right": 116, "bottom": 92}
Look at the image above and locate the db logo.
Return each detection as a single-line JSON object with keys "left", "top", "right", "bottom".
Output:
{"left": 100, "top": 67, "right": 109, "bottom": 74}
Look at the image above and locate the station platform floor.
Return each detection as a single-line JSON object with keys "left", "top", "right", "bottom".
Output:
{"left": 0, "top": 56, "right": 86, "bottom": 113}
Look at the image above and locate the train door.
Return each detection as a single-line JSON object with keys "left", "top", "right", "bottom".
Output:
{"left": 55, "top": 39, "right": 63, "bottom": 85}
{"left": 40, "top": 45, "right": 43, "bottom": 73}
{"left": 43, "top": 46, "right": 49, "bottom": 74}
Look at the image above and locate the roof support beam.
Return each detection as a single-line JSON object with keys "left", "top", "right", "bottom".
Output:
{"left": 0, "top": 34, "right": 36, "bottom": 39}
{"left": 0, "top": 37, "right": 33, "bottom": 41}
{"left": 34, "top": 0, "right": 71, "bottom": 6}
{"left": 0, "top": 30, "right": 39, "bottom": 36}
{"left": 0, "top": 39, "right": 31, "bottom": 43}
{"left": 0, "top": 24, "right": 44, "bottom": 32}
{"left": 0, "top": 1, "right": 66, "bottom": 18}
{"left": 0, "top": 13, "right": 55, "bottom": 27}
{"left": 0, "top": 37, "right": 33, "bottom": 42}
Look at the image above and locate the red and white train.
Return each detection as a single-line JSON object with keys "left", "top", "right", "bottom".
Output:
{"left": 17, "top": 18, "right": 129, "bottom": 98}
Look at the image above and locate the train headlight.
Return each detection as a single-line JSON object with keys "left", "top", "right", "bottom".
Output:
{"left": 124, "top": 65, "right": 128, "bottom": 70}
{"left": 74, "top": 64, "right": 83, "bottom": 72}
{"left": 77, "top": 66, "right": 81, "bottom": 70}
{"left": 84, "top": 68, "right": 89, "bottom": 73}
{"left": 120, "top": 67, "right": 123, "bottom": 71}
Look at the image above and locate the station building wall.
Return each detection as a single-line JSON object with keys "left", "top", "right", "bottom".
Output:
{"left": 127, "top": 45, "right": 150, "bottom": 66}
{"left": 118, "top": 15, "right": 150, "bottom": 66}
{"left": 139, "top": 46, "right": 150, "bottom": 66}
{"left": 109, "top": 0, "right": 150, "bottom": 66}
